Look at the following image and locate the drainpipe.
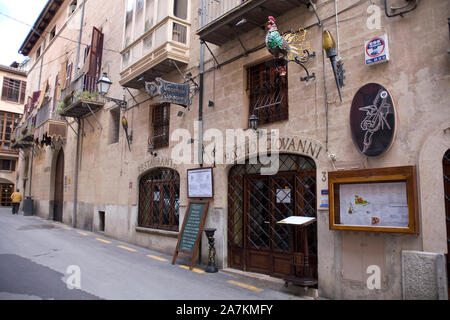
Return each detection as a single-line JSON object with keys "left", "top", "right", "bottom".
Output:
{"left": 198, "top": 0, "right": 205, "bottom": 168}
{"left": 73, "top": 0, "right": 85, "bottom": 227}
{"left": 73, "top": 119, "right": 81, "bottom": 227}
{"left": 75, "top": 0, "right": 86, "bottom": 77}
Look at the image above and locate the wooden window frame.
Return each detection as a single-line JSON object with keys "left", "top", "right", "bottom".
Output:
{"left": 0, "top": 112, "right": 21, "bottom": 151}
{"left": 151, "top": 103, "right": 170, "bottom": 149}
{"left": 139, "top": 168, "right": 180, "bottom": 231}
{"left": 328, "top": 166, "right": 419, "bottom": 234}
{"left": 248, "top": 61, "right": 288, "bottom": 127}
{"left": 1, "top": 77, "right": 26, "bottom": 104}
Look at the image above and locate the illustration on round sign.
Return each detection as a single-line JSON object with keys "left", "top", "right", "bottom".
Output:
{"left": 350, "top": 83, "right": 396, "bottom": 157}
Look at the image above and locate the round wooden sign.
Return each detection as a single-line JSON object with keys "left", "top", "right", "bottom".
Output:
{"left": 350, "top": 83, "right": 396, "bottom": 157}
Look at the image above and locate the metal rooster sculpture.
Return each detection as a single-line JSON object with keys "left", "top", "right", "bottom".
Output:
{"left": 265, "top": 16, "right": 315, "bottom": 81}
{"left": 265, "top": 16, "right": 290, "bottom": 76}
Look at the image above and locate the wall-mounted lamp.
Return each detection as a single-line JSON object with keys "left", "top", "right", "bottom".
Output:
{"left": 323, "top": 30, "right": 343, "bottom": 102}
{"left": 148, "top": 145, "right": 157, "bottom": 157}
{"left": 249, "top": 114, "right": 259, "bottom": 131}
{"left": 97, "top": 73, "right": 128, "bottom": 109}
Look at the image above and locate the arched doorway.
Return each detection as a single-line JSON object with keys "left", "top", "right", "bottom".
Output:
{"left": 53, "top": 149, "right": 64, "bottom": 222}
{"left": 443, "top": 149, "right": 450, "bottom": 296}
{"left": 138, "top": 168, "right": 180, "bottom": 231}
{"left": 228, "top": 154, "right": 317, "bottom": 284}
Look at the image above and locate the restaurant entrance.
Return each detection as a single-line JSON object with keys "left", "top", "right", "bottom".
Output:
{"left": 228, "top": 154, "right": 317, "bottom": 283}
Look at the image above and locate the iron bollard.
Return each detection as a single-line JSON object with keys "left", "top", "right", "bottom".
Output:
{"left": 204, "top": 228, "right": 218, "bottom": 273}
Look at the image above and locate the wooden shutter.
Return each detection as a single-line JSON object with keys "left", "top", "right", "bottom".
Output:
{"left": 1, "top": 77, "right": 9, "bottom": 101}
{"left": 19, "top": 81, "right": 26, "bottom": 104}
{"left": 37, "top": 80, "right": 48, "bottom": 110}
{"left": 30, "top": 90, "right": 41, "bottom": 114}
{"left": 65, "top": 62, "right": 73, "bottom": 88}
{"left": 87, "top": 27, "right": 104, "bottom": 78}
{"left": 53, "top": 75, "right": 59, "bottom": 111}
{"left": 58, "top": 61, "right": 68, "bottom": 91}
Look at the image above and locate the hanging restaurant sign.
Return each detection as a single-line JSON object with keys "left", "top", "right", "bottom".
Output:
{"left": 350, "top": 83, "right": 396, "bottom": 157}
{"left": 145, "top": 78, "right": 191, "bottom": 108}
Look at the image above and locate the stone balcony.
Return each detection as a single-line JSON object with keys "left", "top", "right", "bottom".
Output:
{"left": 197, "top": 0, "right": 311, "bottom": 46}
{"left": 119, "top": 16, "right": 190, "bottom": 89}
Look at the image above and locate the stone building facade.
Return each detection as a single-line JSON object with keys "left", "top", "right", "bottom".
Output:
{"left": 0, "top": 64, "right": 26, "bottom": 206}
{"left": 15, "top": 0, "right": 450, "bottom": 299}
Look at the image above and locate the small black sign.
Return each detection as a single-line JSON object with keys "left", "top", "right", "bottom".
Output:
{"left": 350, "top": 83, "right": 396, "bottom": 157}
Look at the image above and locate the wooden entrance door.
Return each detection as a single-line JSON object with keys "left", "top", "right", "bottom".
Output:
{"left": 0, "top": 183, "right": 13, "bottom": 206}
{"left": 228, "top": 154, "right": 317, "bottom": 282}
{"left": 443, "top": 149, "right": 450, "bottom": 296}
{"left": 53, "top": 150, "right": 64, "bottom": 222}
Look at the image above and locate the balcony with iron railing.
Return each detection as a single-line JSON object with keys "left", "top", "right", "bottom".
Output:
{"left": 58, "top": 73, "right": 105, "bottom": 118}
{"left": 34, "top": 99, "right": 67, "bottom": 145}
{"left": 119, "top": 0, "right": 190, "bottom": 89}
{"left": 197, "top": 0, "right": 312, "bottom": 46}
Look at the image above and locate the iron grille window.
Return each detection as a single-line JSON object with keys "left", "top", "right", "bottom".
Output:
{"left": 248, "top": 61, "right": 288, "bottom": 126}
{"left": 152, "top": 103, "right": 170, "bottom": 149}
{"left": 139, "top": 168, "right": 180, "bottom": 231}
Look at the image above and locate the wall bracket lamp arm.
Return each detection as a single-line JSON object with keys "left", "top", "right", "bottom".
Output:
{"left": 384, "top": 0, "right": 418, "bottom": 18}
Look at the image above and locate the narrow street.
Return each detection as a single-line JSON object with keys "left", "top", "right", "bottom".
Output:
{"left": 0, "top": 208, "right": 304, "bottom": 300}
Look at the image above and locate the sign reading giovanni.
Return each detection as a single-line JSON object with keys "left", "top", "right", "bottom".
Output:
{"left": 145, "top": 78, "right": 191, "bottom": 108}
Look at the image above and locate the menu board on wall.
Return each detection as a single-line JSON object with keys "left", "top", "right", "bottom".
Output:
{"left": 187, "top": 167, "right": 214, "bottom": 198}
{"left": 328, "top": 166, "right": 419, "bottom": 234}
{"left": 339, "top": 182, "right": 409, "bottom": 228}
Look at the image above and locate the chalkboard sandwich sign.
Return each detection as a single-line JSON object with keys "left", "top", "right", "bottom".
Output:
{"left": 172, "top": 200, "right": 210, "bottom": 270}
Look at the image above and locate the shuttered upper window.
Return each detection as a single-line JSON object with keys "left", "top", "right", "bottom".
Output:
{"left": 1, "top": 77, "right": 26, "bottom": 104}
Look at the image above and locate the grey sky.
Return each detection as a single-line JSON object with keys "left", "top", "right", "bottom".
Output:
{"left": 0, "top": 0, "right": 48, "bottom": 65}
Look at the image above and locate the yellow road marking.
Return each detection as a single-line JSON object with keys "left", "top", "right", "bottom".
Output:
{"left": 179, "top": 265, "right": 205, "bottom": 274}
{"left": 227, "top": 280, "right": 264, "bottom": 292}
{"left": 95, "top": 237, "right": 112, "bottom": 244}
{"left": 78, "top": 231, "right": 89, "bottom": 236}
{"left": 146, "top": 254, "right": 168, "bottom": 262}
{"left": 51, "top": 222, "right": 60, "bottom": 226}
{"left": 117, "top": 245, "right": 136, "bottom": 252}
{"left": 63, "top": 227, "right": 72, "bottom": 230}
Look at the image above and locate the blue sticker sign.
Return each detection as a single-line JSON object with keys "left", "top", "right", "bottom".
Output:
{"left": 364, "top": 34, "right": 389, "bottom": 66}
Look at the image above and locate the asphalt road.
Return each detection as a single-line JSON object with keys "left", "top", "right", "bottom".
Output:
{"left": 0, "top": 208, "right": 303, "bottom": 300}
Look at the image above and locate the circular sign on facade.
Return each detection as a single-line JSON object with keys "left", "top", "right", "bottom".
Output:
{"left": 350, "top": 83, "right": 396, "bottom": 157}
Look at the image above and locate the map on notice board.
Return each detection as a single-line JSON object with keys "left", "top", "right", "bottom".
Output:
{"left": 339, "top": 182, "right": 409, "bottom": 227}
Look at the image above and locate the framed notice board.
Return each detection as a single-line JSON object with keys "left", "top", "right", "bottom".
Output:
{"left": 187, "top": 167, "right": 214, "bottom": 198}
{"left": 172, "top": 200, "right": 210, "bottom": 269}
{"left": 328, "top": 166, "right": 418, "bottom": 234}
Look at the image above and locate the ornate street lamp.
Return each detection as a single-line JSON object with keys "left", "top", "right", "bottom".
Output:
{"left": 97, "top": 72, "right": 127, "bottom": 109}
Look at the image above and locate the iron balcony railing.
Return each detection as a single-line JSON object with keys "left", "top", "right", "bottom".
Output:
{"left": 59, "top": 73, "right": 103, "bottom": 112}
{"left": 200, "top": 0, "right": 245, "bottom": 28}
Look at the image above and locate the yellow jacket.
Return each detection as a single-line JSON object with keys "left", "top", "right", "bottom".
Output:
{"left": 11, "top": 192, "right": 22, "bottom": 203}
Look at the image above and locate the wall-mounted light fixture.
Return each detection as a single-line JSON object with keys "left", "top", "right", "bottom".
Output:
{"left": 97, "top": 73, "right": 128, "bottom": 109}
{"left": 249, "top": 114, "right": 259, "bottom": 132}
{"left": 323, "top": 30, "right": 343, "bottom": 102}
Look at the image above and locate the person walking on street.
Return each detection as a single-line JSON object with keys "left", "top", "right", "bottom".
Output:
{"left": 10, "top": 189, "right": 22, "bottom": 215}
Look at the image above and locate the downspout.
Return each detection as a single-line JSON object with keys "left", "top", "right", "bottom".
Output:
{"left": 75, "top": 0, "right": 86, "bottom": 77}
{"left": 73, "top": 119, "right": 81, "bottom": 227}
{"left": 73, "top": 0, "right": 85, "bottom": 227}
{"left": 198, "top": 0, "right": 205, "bottom": 168}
